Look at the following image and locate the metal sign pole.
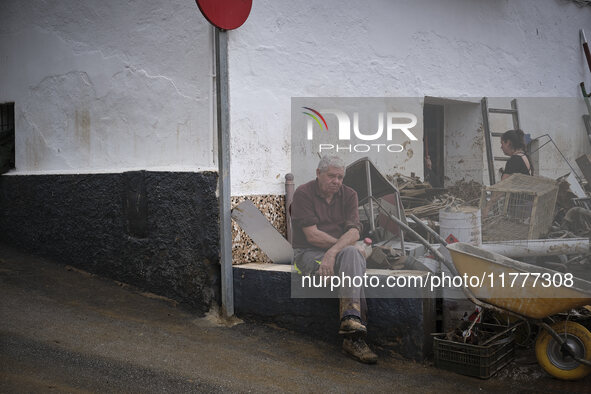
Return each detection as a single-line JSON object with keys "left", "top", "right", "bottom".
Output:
{"left": 215, "top": 28, "right": 234, "bottom": 317}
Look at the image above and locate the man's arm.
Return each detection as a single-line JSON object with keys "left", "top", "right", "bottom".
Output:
{"left": 301, "top": 225, "right": 338, "bottom": 249}
{"left": 316, "top": 227, "right": 360, "bottom": 276}
{"left": 315, "top": 188, "right": 362, "bottom": 276}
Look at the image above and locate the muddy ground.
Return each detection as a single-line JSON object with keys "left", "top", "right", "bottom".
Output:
{"left": 1, "top": 244, "right": 589, "bottom": 393}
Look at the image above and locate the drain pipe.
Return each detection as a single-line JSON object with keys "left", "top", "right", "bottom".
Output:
{"left": 285, "top": 173, "right": 295, "bottom": 244}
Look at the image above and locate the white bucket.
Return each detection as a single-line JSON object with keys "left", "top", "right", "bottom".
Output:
{"left": 439, "top": 206, "right": 482, "bottom": 245}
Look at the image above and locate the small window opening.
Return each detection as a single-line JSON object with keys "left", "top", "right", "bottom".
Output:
{"left": 0, "top": 102, "right": 15, "bottom": 174}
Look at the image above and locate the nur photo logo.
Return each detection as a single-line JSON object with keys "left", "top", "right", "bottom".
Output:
{"left": 302, "top": 107, "right": 418, "bottom": 153}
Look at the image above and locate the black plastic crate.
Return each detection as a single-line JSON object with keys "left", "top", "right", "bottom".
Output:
{"left": 433, "top": 329, "right": 515, "bottom": 379}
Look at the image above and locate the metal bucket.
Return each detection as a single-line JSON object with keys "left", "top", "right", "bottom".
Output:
{"left": 439, "top": 206, "right": 482, "bottom": 245}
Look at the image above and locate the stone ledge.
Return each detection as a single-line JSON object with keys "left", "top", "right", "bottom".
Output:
{"left": 233, "top": 264, "right": 436, "bottom": 361}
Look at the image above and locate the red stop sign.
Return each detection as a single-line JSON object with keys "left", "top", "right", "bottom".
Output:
{"left": 196, "top": 0, "right": 253, "bottom": 30}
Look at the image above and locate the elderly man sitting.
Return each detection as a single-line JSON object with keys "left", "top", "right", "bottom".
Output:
{"left": 291, "top": 155, "right": 377, "bottom": 364}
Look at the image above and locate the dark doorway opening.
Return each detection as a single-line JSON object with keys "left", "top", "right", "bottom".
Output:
{"left": 0, "top": 102, "right": 15, "bottom": 174}
{"left": 423, "top": 104, "right": 444, "bottom": 187}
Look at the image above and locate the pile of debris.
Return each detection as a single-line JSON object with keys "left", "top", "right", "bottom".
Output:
{"left": 442, "top": 308, "right": 507, "bottom": 346}
{"left": 446, "top": 180, "right": 483, "bottom": 206}
{"left": 387, "top": 174, "right": 484, "bottom": 220}
{"left": 391, "top": 172, "right": 591, "bottom": 240}
{"left": 383, "top": 170, "right": 591, "bottom": 281}
{"left": 365, "top": 245, "right": 408, "bottom": 270}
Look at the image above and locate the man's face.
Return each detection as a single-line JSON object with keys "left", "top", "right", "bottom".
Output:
{"left": 316, "top": 166, "right": 345, "bottom": 197}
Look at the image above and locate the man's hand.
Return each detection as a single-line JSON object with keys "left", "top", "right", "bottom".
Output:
{"left": 316, "top": 228, "right": 360, "bottom": 277}
{"left": 318, "top": 251, "right": 336, "bottom": 276}
{"left": 425, "top": 155, "right": 432, "bottom": 170}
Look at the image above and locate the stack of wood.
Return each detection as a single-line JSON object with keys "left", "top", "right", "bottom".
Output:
{"left": 406, "top": 195, "right": 458, "bottom": 219}
{"left": 390, "top": 173, "right": 435, "bottom": 200}
{"left": 388, "top": 173, "right": 457, "bottom": 219}
{"left": 447, "top": 180, "right": 483, "bottom": 206}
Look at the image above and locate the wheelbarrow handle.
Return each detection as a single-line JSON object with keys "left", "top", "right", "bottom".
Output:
{"left": 408, "top": 213, "right": 448, "bottom": 246}
{"left": 372, "top": 199, "right": 527, "bottom": 319}
{"left": 371, "top": 198, "right": 452, "bottom": 270}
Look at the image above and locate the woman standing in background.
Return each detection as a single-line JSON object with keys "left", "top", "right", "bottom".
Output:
{"left": 501, "top": 129, "right": 534, "bottom": 180}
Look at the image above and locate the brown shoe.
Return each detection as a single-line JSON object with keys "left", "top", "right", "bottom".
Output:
{"left": 338, "top": 316, "right": 367, "bottom": 336}
{"left": 342, "top": 337, "right": 378, "bottom": 364}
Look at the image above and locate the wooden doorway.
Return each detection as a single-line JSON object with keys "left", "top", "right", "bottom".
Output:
{"left": 423, "top": 103, "right": 444, "bottom": 187}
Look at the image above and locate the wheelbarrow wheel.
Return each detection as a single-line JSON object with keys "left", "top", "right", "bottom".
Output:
{"left": 535, "top": 321, "right": 591, "bottom": 380}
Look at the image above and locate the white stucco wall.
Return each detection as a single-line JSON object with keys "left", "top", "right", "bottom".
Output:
{"left": 515, "top": 97, "right": 589, "bottom": 180}
{"left": 0, "top": 0, "right": 215, "bottom": 174}
{"left": 229, "top": 0, "right": 591, "bottom": 195}
{"left": 3, "top": 1, "right": 591, "bottom": 191}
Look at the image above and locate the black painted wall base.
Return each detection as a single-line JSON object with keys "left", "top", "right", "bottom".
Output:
{"left": 233, "top": 264, "right": 436, "bottom": 361}
{"left": 0, "top": 171, "right": 220, "bottom": 314}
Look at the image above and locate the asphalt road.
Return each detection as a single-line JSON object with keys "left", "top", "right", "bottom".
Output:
{"left": 1, "top": 244, "right": 589, "bottom": 393}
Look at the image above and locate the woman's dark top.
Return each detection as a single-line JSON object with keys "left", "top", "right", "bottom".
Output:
{"left": 504, "top": 153, "right": 532, "bottom": 176}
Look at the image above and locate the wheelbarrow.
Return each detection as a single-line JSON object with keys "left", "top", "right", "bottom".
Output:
{"left": 445, "top": 242, "right": 591, "bottom": 380}
{"left": 376, "top": 208, "right": 591, "bottom": 380}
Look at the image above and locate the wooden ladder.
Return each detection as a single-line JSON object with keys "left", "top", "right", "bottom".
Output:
{"left": 481, "top": 97, "right": 520, "bottom": 185}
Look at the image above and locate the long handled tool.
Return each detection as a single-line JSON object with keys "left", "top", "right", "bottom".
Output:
{"left": 579, "top": 30, "right": 591, "bottom": 143}
{"left": 581, "top": 29, "right": 591, "bottom": 73}
{"left": 580, "top": 82, "right": 591, "bottom": 116}
{"left": 579, "top": 83, "right": 591, "bottom": 143}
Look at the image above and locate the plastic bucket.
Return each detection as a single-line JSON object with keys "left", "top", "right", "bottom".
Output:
{"left": 439, "top": 206, "right": 482, "bottom": 245}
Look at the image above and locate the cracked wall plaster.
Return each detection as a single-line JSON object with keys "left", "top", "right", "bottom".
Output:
{"left": 229, "top": 0, "right": 591, "bottom": 193}
{"left": 0, "top": 0, "right": 215, "bottom": 174}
